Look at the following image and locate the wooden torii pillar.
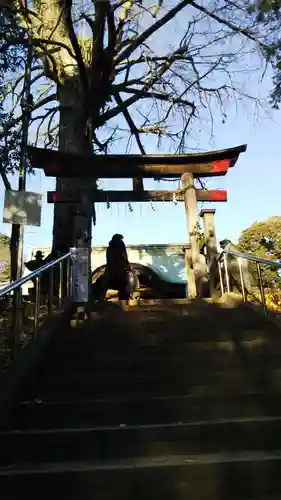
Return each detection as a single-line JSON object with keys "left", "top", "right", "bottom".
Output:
{"left": 181, "top": 173, "right": 208, "bottom": 298}
{"left": 200, "top": 209, "right": 218, "bottom": 298}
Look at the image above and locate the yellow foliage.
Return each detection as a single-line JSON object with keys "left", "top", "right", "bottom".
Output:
{"left": 265, "top": 290, "right": 281, "bottom": 312}
{"left": 120, "top": 1, "right": 134, "bottom": 21}
{"left": 249, "top": 289, "right": 281, "bottom": 312}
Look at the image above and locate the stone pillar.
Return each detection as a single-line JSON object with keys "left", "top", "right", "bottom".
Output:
{"left": 200, "top": 209, "right": 218, "bottom": 298}
{"left": 181, "top": 173, "right": 205, "bottom": 298}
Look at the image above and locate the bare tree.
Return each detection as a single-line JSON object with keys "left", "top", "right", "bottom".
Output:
{"left": 0, "top": 0, "right": 275, "bottom": 253}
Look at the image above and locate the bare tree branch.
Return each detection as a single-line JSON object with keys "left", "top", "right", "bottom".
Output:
{"left": 113, "top": 90, "right": 145, "bottom": 191}
{"left": 4, "top": 36, "right": 76, "bottom": 59}
{"left": 32, "top": 107, "right": 58, "bottom": 145}
{"left": 33, "top": 93, "right": 58, "bottom": 110}
{"left": 61, "top": 0, "right": 89, "bottom": 103}
{"left": 114, "top": 86, "right": 196, "bottom": 108}
{"left": 189, "top": 1, "right": 266, "bottom": 49}
{"left": 115, "top": 54, "right": 189, "bottom": 74}
{"left": 113, "top": 92, "right": 145, "bottom": 154}
{"left": 116, "top": 0, "right": 192, "bottom": 64}
{"left": 100, "top": 51, "right": 186, "bottom": 125}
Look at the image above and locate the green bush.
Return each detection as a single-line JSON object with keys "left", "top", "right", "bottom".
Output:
{"left": 239, "top": 217, "right": 281, "bottom": 287}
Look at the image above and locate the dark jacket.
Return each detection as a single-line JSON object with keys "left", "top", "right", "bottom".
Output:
{"left": 106, "top": 238, "right": 129, "bottom": 281}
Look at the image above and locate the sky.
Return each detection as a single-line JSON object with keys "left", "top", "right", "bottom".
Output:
{"left": 0, "top": 3, "right": 280, "bottom": 260}
{"left": 0, "top": 98, "right": 280, "bottom": 260}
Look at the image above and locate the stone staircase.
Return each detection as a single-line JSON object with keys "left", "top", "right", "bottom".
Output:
{"left": 1, "top": 298, "right": 281, "bottom": 499}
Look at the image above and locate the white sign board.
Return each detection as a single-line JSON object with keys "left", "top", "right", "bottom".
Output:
{"left": 3, "top": 190, "right": 42, "bottom": 226}
{"left": 70, "top": 247, "right": 89, "bottom": 303}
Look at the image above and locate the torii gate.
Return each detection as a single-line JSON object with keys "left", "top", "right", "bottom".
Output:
{"left": 27, "top": 144, "right": 246, "bottom": 298}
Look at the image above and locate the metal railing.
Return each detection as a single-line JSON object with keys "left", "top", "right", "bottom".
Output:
{"left": 218, "top": 249, "right": 281, "bottom": 316}
{"left": 0, "top": 252, "right": 72, "bottom": 360}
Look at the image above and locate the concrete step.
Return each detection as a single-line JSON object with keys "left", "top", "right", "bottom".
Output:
{"left": 2, "top": 417, "right": 281, "bottom": 466}
{"left": 1, "top": 451, "right": 281, "bottom": 500}
{"left": 10, "top": 393, "right": 281, "bottom": 430}
{"left": 43, "top": 333, "right": 281, "bottom": 367}
{"left": 123, "top": 300, "right": 272, "bottom": 324}
{"left": 22, "top": 369, "right": 258, "bottom": 401}
{"left": 36, "top": 355, "right": 244, "bottom": 378}
{"left": 51, "top": 323, "right": 279, "bottom": 344}
{"left": 36, "top": 347, "right": 281, "bottom": 378}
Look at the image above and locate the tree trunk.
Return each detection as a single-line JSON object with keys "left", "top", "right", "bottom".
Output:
{"left": 52, "top": 79, "right": 93, "bottom": 255}
{"left": 52, "top": 79, "right": 94, "bottom": 300}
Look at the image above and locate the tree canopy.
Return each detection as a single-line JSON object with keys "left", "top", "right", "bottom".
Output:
{"left": 238, "top": 216, "right": 281, "bottom": 286}
{"left": 248, "top": 0, "right": 281, "bottom": 108}
{"left": 0, "top": 0, "right": 280, "bottom": 157}
{"left": 0, "top": 6, "right": 31, "bottom": 186}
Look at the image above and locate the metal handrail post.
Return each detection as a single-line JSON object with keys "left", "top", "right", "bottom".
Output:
{"left": 66, "top": 257, "right": 71, "bottom": 298}
{"left": 33, "top": 276, "right": 41, "bottom": 337}
{"left": 59, "top": 261, "right": 63, "bottom": 307}
{"left": 223, "top": 253, "right": 230, "bottom": 293}
{"left": 68, "top": 257, "right": 73, "bottom": 300}
{"left": 13, "top": 287, "right": 22, "bottom": 359}
{"left": 256, "top": 262, "right": 267, "bottom": 316}
{"left": 218, "top": 260, "right": 224, "bottom": 294}
{"left": 237, "top": 257, "right": 246, "bottom": 302}
{"left": 48, "top": 266, "right": 54, "bottom": 317}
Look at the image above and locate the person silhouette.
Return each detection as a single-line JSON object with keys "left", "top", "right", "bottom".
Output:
{"left": 34, "top": 250, "right": 44, "bottom": 267}
{"left": 104, "top": 234, "right": 131, "bottom": 300}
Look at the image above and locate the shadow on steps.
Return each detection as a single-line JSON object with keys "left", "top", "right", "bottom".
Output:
{"left": 2, "top": 297, "right": 281, "bottom": 500}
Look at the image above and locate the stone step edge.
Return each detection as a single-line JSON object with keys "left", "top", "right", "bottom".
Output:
{"left": 1, "top": 450, "right": 281, "bottom": 476}
{"left": 3, "top": 415, "right": 281, "bottom": 437}
{"left": 20, "top": 391, "right": 281, "bottom": 405}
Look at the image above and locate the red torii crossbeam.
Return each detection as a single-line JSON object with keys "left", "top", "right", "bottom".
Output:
{"left": 47, "top": 189, "right": 227, "bottom": 203}
{"left": 27, "top": 145, "right": 246, "bottom": 178}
